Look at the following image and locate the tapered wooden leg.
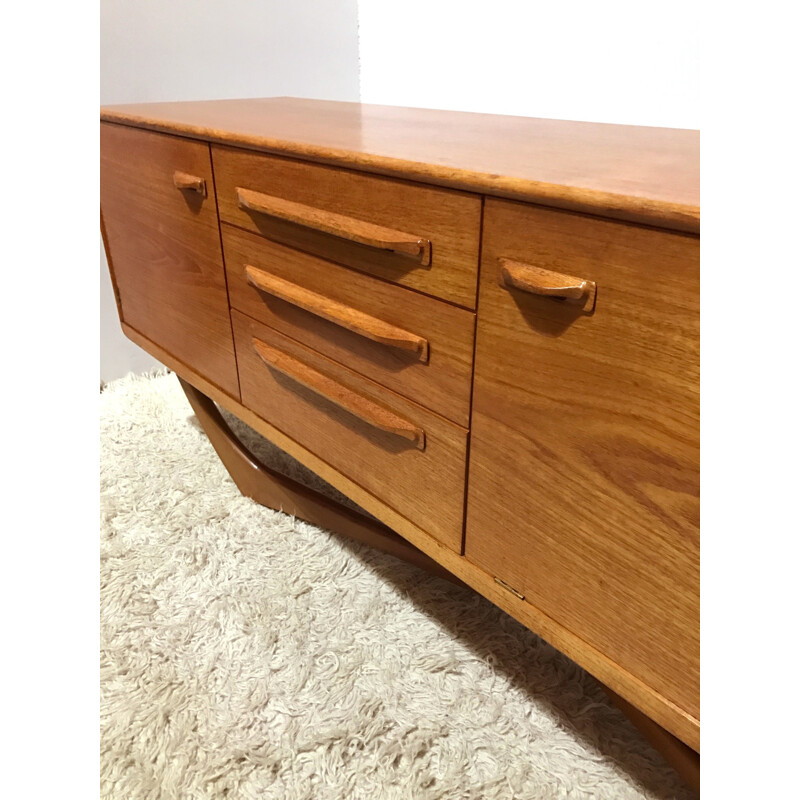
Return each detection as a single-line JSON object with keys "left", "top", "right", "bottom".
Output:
{"left": 602, "top": 686, "right": 700, "bottom": 795}
{"left": 179, "top": 377, "right": 464, "bottom": 586}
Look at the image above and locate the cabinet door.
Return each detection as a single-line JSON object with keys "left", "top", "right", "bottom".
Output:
{"left": 101, "top": 123, "right": 239, "bottom": 398}
{"left": 465, "top": 199, "right": 699, "bottom": 724}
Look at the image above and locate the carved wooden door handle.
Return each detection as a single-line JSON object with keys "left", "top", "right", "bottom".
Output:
{"left": 173, "top": 171, "right": 207, "bottom": 196}
{"left": 252, "top": 338, "right": 426, "bottom": 450}
{"left": 236, "top": 187, "right": 431, "bottom": 265}
{"left": 245, "top": 266, "right": 430, "bottom": 361}
{"left": 499, "top": 258, "right": 597, "bottom": 311}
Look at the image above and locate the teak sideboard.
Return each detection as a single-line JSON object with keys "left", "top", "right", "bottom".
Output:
{"left": 100, "top": 98, "right": 699, "bottom": 774}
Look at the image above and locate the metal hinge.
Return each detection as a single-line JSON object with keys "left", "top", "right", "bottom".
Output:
{"left": 494, "top": 576, "right": 524, "bottom": 600}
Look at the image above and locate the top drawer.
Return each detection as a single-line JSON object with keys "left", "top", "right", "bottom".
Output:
{"left": 211, "top": 145, "right": 482, "bottom": 309}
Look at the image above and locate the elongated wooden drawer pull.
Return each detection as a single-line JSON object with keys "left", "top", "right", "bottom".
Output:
{"left": 499, "top": 258, "right": 597, "bottom": 311}
{"left": 236, "top": 187, "right": 432, "bottom": 266}
{"left": 245, "top": 266, "right": 430, "bottom": 362}
{"left": 252, "top": 338, "right": 426, "bottom": 450}
{"left": 173, "top": 171, "right": 206, "bottom": 196}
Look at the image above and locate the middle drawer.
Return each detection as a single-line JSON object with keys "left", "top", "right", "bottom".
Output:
{"left": 222, "top": 224, "right": 475, "bottom": 427}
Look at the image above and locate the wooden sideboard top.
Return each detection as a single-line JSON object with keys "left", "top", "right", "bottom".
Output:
{"left": 100, "top": 97, "right": 699, "bottom": 234}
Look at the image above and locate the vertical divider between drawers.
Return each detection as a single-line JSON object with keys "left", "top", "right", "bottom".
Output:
{"left": 209, "top": 144, "right": 243, "bottom": 402}
{"left": 459, "top": 195, "right": 486, "bottom": 556}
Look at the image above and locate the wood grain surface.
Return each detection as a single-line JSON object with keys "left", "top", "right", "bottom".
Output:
{"left": 222, "top": 224, "right": 475, "bottom": 427}
{"left": 100, "top": 123, "right": 239, "bottom": 398}
{"left": 100, "top": 98, "right": 699, "bottom": 232}
{"left": 466, "top": 198, "right": 699, "bottom": 727}
{"left": 212, "top": 144, "right": 482, "bottom": 308}
{"left": 232, "top": 311, "right": 469, "bottom": 553}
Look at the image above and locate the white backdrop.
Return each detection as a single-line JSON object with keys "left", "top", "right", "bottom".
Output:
{"left": 357, "top": 0, "right": 699, "bottom": 129}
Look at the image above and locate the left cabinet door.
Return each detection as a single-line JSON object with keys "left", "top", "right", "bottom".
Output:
{"left": 101, "top": 123, "right": 239, "bottom": 398}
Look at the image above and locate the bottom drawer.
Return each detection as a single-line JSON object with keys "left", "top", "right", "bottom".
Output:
{"left": 232, "top": 310, "right": 468, "bottom": 552}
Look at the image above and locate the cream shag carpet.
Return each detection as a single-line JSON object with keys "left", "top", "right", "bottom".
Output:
{"left": 100, "top": 371, "right": 691, "bottom": 800}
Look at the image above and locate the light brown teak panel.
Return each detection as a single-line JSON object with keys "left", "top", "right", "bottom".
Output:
{"left": 222, "top": 224, "right": 475, "bottom": 427}
{"left": 466, "top": 199, "right": 699, "bottom": 724}
{"left": 212, "top": 144, "right": 482, "bottom": 308}
{"left": 232, "top": 311, "right": 468, "bottom": 552}
{"left": 100, "top": 123, "right": 239, "bottom": 398}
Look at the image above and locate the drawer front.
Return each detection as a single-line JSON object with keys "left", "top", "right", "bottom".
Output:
{"left": 465, "top": 199, "right": 699, "bottom": 720}
{"left": 222, "top": 224, "right": 475, "bottom": 427}
{"left": 212, "top": 145, "right": 482, "bottom": 309}
{"left": 233, "top": 310, "right": 468, "bottom": 552}
{"left": 100, "top": 123, "right": 239, "bottom": 398}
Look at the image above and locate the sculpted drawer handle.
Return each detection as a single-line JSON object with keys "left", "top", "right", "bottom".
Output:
{"left": 173, "top": 171, "right": 207, "bottom": 196}
{"left": 245, "top": 266, "right": 430, "bottom": 362}
{"left": 236, "top": 187, "right": 432, "bottom": 265}
{"left": 252, "top": 338, "right": 426, "bottom": 451}
{"left": 499, "top": 258, "right": 597, "bottom": 311}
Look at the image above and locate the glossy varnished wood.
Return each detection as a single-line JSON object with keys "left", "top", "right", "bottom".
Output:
{"left": 222, "top": 224, "right": 475, "bottom": 426}
{"left": 466, "top": 198, "right": 699, "bottom": 742}
{"left": 232, "top": 311, "right": 469, "bottom": 553}
{"left": 100, "top": 98, "right": 699, "bottom": 232}
{"left": 212, "top": 144, "right": 481, "bottom": 308}
{"left": 122, "top": 320, "right": 699, "bottom": 751}
{"left": 101, "top": 99, "right": 701, "bottom": 764}
{"left": 100, "top": 123, "right": 239, "bottom": 398}
{"left": 178, "top": 377, "right": 463, "bottom": 586}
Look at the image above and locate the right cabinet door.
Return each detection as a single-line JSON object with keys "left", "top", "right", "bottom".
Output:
{"left": 465, "top": 198, "right": 699, "bottom": 725}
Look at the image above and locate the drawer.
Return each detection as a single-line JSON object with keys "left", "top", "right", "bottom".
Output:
{"left": 465, "top": 199, "right": 699, "bottom": 719}
{"left": 212, "top": 145, "right": 482, "bottom": 309}
{"left": 232, "top": 310, "right": 468, "bottom": 552}
{"left": 100, "top": 123, "right": 239, "bottom": 398}
{"left": 222, "top": 224, "right": 475, "bottom": 427}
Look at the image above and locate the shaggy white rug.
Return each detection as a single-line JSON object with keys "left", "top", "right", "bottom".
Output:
{"left": 100, "top": 371, "right": 692, "bottom": 800}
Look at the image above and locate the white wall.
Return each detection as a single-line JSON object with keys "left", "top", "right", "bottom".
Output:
{"left": 357, "top": 0, "right": 699, "bottom": 129}
{"left": 100, "top": 0, "right": 360, "bottom": 382}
